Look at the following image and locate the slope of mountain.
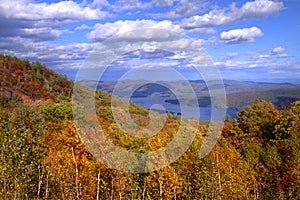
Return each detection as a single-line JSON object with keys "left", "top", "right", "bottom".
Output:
{"left": 226, "top": 87, "right": 300, "bottom": 110}
{"left": 1, "top": 56, "right": 300, "bottom": 199}
{"left": 0, "top": 54, "right": 73, "bottom": 105}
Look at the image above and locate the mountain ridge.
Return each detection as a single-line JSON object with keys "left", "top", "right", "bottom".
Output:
{"left": 81, "top": 79, "right": 299, "bottom": 95}
{"left": 80, "top": 79, "right": 300, "bottom": 110}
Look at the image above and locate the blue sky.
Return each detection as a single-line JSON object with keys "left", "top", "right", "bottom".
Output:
{"left": 0, "top": 0, "right": 299, "bottom": 82}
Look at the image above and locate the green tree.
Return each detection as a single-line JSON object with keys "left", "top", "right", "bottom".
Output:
{"left": 0, "top": 108, "right": 10, "bottom": 198}
{"left": 237, "top": 100, "right": 280, "bottom": 145}
{"left": 1, "top": 104, "right": 46, "bottom": 199}
{"left": 226, "top": 100, "right": 300, "bottom": 199}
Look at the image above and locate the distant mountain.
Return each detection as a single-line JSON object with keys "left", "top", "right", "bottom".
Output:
{"left": 0, "top": 55, "right": 73, "bottom": 105}
{"left": 226, "top": 88, "right": 300, "bottom": 110}
{"left": 81, "top": 79, "right": 300, "bottom": 110}
{"left": 82, "top": 79, "right": 299, "bottom": 96}
{"left": 221, "top": 80, "right": 298, "bottom": 94}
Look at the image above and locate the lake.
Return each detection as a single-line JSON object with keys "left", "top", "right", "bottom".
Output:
{"left": 130, "top": 96, "right": 238, "bottom": 121}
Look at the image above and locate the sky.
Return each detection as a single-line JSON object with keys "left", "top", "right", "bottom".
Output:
{"left": 0, "top": 0, "right": 299, "bottom": 83}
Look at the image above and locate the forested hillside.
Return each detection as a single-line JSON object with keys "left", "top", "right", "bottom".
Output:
{"left": 0, "top": 55, "right": 72, "bottom": 106}
{"left": 226, "top": 88, "right": 300, "bottom": 110}
{"left": 0, "top": 56, "right": 299, "bottom": 199}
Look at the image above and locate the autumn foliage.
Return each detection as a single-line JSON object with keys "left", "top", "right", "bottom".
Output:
{"left": 0, "top": 54, "right": 73, "bottom": 106}
{"left": 0, "top": 56, "right": 299, "bottom": 199}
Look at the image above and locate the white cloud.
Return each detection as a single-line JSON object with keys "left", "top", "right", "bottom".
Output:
{"left": 0, "top": 0, "right": 108, "bottom": 42}
{"left": 215, "top": 59, "right": 271, "bottom": 69}
{"left": 171, "top": 0, "right": 208, "bottom": 17}
{"left": 272, "top": 46, "right": 286, "bottom": 54}
{"left": 92, "top": 0, "right": 110, "bottom": 8}
{"left": 131, "top": 61, "right": 179, "bottom": 69}
{"left": 196, "top": 36, "right": 220, "bottom": 46}
{"left": 0, "top": 0, "right": 108, "bottom": 21}
{"left": 152, "top": 0, "right": 174, "bottom": 7}
{"left": 278, "top": 53, "right": 288, "bottom": 57}
{"left": 220, "top": 27, "right": 264, "bottom": 44}
{"left": 87, "top": 20, "right": 183, "bottom": 42}
{"left": 112, "top": 0, "right": 152, "bottom": 11}
{"left": 21, "top": 27, "right": 64, "bottom": 41}
{"left": 270, "top": 70, "right": 283, "bottom": 74}
{"left": 249, "top": 64, "right": 258, "bottom": 68}
{"left": 215, "top": 49, "right": 299, "bottom": 76}
{"left": 113, "top": 0, "right": 208, "bottom": 18}
{"left": 181, "top": 8, "right": 239, "bottom": 28}
{"left": 188, "top": 27, "right": 217, "bottom": 34}
{"left": 241, "top": 0, "right": 285, "bottom": 19}
{"left": 75, "top": 24, "right": 92, "bottom": 31}
{"left": 0, "top": 36, "right": 96, "bottom": 69}
{"left": 176, "top": 0, "right": 208, "bottom": 14}
{"left": 255, "top": 54, "right": 271, "bottom": 59}
{"left": 214, "top": 60, "right": 252, "bottom": 68}
{"left": 226, "top": 52, "right": 238, "bottom": 58}
{"left": 181, "top": 0, "right": 284, "bottom": 29}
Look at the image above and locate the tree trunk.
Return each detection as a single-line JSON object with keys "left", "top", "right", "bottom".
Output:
{"left": 174, "top": 169, "right": 177, "bottom": 200}
{"left": 45, "top": 170, "right": 49, "bottom": 200}
{"left": 142, "top": 183, "right": 146, "bottom": 200}
{"left": 119, "top": 178, "right": 122, "bottom": 200}
{"left": 37, "top": 163, "right": 43, "bottom": 199}
{"left": 111, "top": 178, "right": 114, "bottom": 200}
{"left": 96, "top": 167, "right": 101, "bottom": 200}
{"left": 159, "top": 181, "right": 163, "bottom": 200}
{"left": 216, "top": 153, "right": 222, "bottom": 200}
{"left": 71, "top": 147, "right": 80, "bottom": 200}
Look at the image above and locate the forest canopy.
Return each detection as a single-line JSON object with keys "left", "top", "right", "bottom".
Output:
{"left": 0, "top": 55, "right": 299, "bottom": 199}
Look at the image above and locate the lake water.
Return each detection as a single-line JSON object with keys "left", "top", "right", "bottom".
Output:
{"left": 130, "top": 96, "right": 238, "bottom": 121}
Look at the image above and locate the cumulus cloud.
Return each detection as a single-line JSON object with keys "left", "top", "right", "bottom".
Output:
{"left": 1, "top": 0, "right": 296, "bottom": 79}
{"left": 87, "top": 20, "right": 183, "bottom": 42}
{"left": 150, "top": 0, "right": 208, "bottom": 18}
{"left": 181, "top": 8, "right": 238, "bottom": 28}
{"left": 242, "top": 0, "right": 285, "bottom": 19}
{"left": 176, "top": 0, "right": 208, "bottom": 14}
{"left": 220, "top": 27, "right": 264, "bottom": 44}
{"left": 278, "top": 53, "right": 288, "bottom": 58}
{"left": 214, "top": 60, "right": 253, "bottom": 68}
{"left": 255, "top": 54, "right": 271, "bottom": 59}
{"left": 152, "top": 0, "right": 174, "bottom": 7}
{"left": 0, "top": 0, "right": 108, "bottom": 21}
{"left": 112, "top": 0, "right": 152, "bottom": 11}
{"left": 22, "top": 27, "right": 65, "bottom": 41}
{"left": 215, "top": 50, "right": 299, "bottom": 77}
{"left": 226, "top": 52, "right": 238, "bottom": 58}
{"left": 131, "top": 61, "right": 179, "bottom": 69}
{"left": 92, "top": 0, "right": 110, "bottom": 8}
{"left": 187, "top": 28, "right": 217, "bottom": 34}
{"left": 181, "top": 0, "right": 284, "bottom": 29}
{"left": 75, "top": 24, "right": 92, "bottom": 31}
{"left": 0, "top": 36, "right": 96, "bottom": 69}
{"left": 272, "top": 46, "right": 286, "bottom": 54}
{"left": 0, "top": 0, "right": 108, "bottom": 41}
{"left": 112, "top": 0, "right": 208, "bottom": 18}
{"left": 112, "top": 0, "right": 209, "bottom": 18}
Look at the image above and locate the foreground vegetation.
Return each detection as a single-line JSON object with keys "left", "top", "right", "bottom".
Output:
{"left": 0, "top": 55, "right": 299, "bottom": 199}
{"left": 0, "top": 96, "right": 299, "bottom": 199}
